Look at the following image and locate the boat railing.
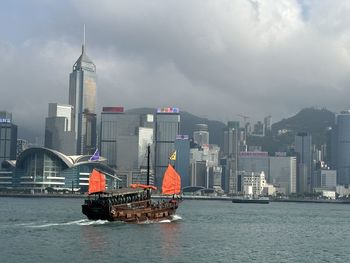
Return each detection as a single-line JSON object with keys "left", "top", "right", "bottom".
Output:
{"left": 111, "top": 199, "right": 151, "bottom": 209}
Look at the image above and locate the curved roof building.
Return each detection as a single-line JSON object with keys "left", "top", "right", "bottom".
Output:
{"left": 0, "top": 147, "right": 116, "bottom": 193}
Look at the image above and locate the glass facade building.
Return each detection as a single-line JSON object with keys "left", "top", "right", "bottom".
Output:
{"left": 69, "top": 44, "right": 97, "bottom": 155}
{"left": 0, "top": 111, "right": 17, "bottom": 165}
{"left": 335, "top": 111, "right": 350, "bottom": 185}
{"left": 175, "top": 135, "right": 190, "bottom": 187}
{"left": 100, "top": 109, "right": 154, "bottom": 186}
{"left": 45, "top": 103, "right": 75, "bottom": 155}
{"left": 295, "top": 132, "right": 313, "bottom": 193}
{"left": 155, "top": 109, "right": 180, "bottom": 187}
{"left": 100, "top": 109, "right": 142, "bottom": 169}
{"left": 193, "top": 124, "right": 209, "bottom": 147}
{"left": 239, "top": 152, "right": 269, "bottom": 173}
{"left": 0, "top": 147, "right": 115, "bottom": 192}
{"left": 269, "top": 156, "right": 297, "bottom": 195}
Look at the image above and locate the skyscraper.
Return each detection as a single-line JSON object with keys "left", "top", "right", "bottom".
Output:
{"left": 193, "top": 124, "right": 209, "bottom": 147}
{"left": 69, "top": 31, "right": 97, "bottom": 155}
{"left": 264, "top": 115, "right": 272, "bottom": 135}
{"left": 295, "top": 132, "right": 313, "bottom": 193}
{"left": 335, "top": 110, "right": 350, "bottom": 185}
{"left": 45, "top": 103, "right": 75, "bottom": 154}
{"left": 269, "top": 156, "right": 297, "bottom": 195}
{"left": 100, "top": 107, "right": 155, "bottom": 186}
{"left": 175, "top": 135, "right": 190, "bottom": 187}
{"left": 222, "top": 122, "right": 240, "bottom": 193}
{"left": 0, "top": 111, "right": 17, "bottom": 164}
{"left": 155, "top": 107, "right": 180, "bottom": 188}
{"left": 100, "top": 107, "right": 139, "bottom": 169}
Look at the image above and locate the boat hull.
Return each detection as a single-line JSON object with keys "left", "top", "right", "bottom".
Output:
{"left": 82, "top": 199, "right": 179, "bottom": 223}
{"left": 232, "top": 198, "right": 269, "bottom": 204}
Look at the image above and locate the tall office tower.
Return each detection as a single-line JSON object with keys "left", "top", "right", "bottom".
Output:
{"left": 155, "top": 107, "right": 180, "bottom": 188}
{"left": 335, "top": 110, "right": 350, "bottom": 185}
{"left": 0, "top": 111, "right": 18, "bottom": 164}
{"left": 69, "top": 33, "right": 97, "bottom": 155}
{"left": 326, "top": 127, "right": 336, "bottom": 169}
{"left": 223, "top": 121, "right": 240, "bottom": 157}
{"left": 269, "top": 156, "right": 297, "bottom": 195}
{"left": 209, "top": 166, "right": 223, "bottom": 188}
{"left": 189, "top": 142, "right": 221, "bottom": 188}
{"left": 100, "top": 107, "right": 155, "bottom": 186}
{"left": 190, "top": 160, "right": 207, "bottom": 187}
{"left": 100, "top": 107, "right": 141, "bottom": 169}
{"left": 222, "top": 122, "right": 240, "bottom": 193}
{"left": 193, "top": 124, "right": 209, "bottom": 147}
{"left": 174, "top": 135, "right": 190, "bottom": 187}
{"left": 239, "top": 151, "right": 270, "bottom": 175}
{"left": 264, "top": 115, "right": 272, "bottom": 135}
{"left": 44, "top": 103, "right": 75, "bottom": 154}
{"left": 295, "top": 132, "right": 313, "bottom": 193}
{"left": 319, "top": 169, "right": 337, "bottom": 189}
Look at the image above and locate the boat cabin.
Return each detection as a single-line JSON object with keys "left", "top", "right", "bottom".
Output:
{"left": 84, "top": 188, "right": 150, "bottom": 207}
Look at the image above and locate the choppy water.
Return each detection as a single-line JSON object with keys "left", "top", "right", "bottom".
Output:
{"left": 1, "top": 197, "right": 350, "bottom": 262}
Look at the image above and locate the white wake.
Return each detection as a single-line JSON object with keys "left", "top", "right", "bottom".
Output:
{"left": 27, "top": 219, "right": 108, "bottom": 228}
{"left": 138, "top": 214, "right": 182, "bottom": 224}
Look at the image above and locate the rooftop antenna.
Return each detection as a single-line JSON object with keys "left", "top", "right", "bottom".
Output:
{"left": 82, "top": 24, "right": 86, "bottom": 53}
{"left": 83, "top": 24, "right": 86, "bottom": 46}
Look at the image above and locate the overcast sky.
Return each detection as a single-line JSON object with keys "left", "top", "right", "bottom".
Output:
{"left": 1, "top": 0, "right": 350, "bottom": 137}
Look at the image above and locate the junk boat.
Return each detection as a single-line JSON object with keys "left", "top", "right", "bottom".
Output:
{"left": 82, "top": 147, "right": 181, "bottom": 223}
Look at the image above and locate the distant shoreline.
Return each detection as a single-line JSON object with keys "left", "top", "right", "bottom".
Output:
{"left": 1, "top": 192, "right": 350, "bottom": 204}
{"left": 0, "top": 192, "right": 85, "bottom": 198}
{"left": 271, "top": 198, "right": 350, "bottom": 204}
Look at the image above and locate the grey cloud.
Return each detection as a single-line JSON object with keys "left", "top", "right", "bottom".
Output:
{"left": 1, "top": 0, "right": 350, "bottom": 139}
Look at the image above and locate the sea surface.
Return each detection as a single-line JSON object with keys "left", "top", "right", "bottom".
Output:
{"left": 0, "top": 197, "right": 350, "bottom": 263}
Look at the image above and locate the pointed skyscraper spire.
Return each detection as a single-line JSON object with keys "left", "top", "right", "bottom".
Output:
{"left": 82, "top": 24, "right": 86, "bottom": 53}
{"left": 72, "top": 24, "right": 95, "bottom": 72}
{"left": 69, "top": 23, "right": 97, "bottom": 155}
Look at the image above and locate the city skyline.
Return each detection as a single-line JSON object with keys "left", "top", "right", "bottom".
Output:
{"left": 2, "top": 1, "right": 350, "bottom": 137}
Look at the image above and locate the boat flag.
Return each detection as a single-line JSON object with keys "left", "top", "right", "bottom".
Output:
{"left": 169, "top": 150, "right": 176, "bottom": 161}
{"left": 89, "top": 149, "right": 100, "bottom": 161}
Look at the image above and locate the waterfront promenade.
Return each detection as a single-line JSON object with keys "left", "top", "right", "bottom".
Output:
{"left": 1, "top": 192, "right": 350, "bottom": 204}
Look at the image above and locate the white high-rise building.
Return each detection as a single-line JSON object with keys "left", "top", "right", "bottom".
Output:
{"left": 242, "top": 171, "right": 267, "bottom": 197}
{"left": 48, "top": 103, "right": 73, "bottom": 131}
{"left": 193, "top": 124, "right": 209, "bottom": 147}
{"left": 45, "top": 103, "right": 75, "bottom": 155}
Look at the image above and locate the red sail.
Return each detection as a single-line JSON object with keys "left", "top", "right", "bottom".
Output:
{"left": 162, "top": 164, "right": 181, "bottom": 195}
{"left": 88, "top": 169, "right": 106, "bottom": 194}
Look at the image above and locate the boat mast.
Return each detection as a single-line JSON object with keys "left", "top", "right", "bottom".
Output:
{"left": 147, "top": 144, "right": 150, "bottom": 185}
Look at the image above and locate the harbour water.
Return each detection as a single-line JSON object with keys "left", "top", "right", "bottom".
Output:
{"left": 1, "top": 197, "right": 350, "bottom": 262}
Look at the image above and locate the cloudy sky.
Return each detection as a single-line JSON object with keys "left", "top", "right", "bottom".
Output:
{"left": 1, "top": 0, "right": 350, "bottom": 137}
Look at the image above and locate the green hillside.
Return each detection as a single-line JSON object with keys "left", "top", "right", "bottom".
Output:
{"left": 248, "top": 108, "right": 335, "bottom": 154}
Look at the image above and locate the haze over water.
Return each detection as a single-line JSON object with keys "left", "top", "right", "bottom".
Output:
{"left": 1, "top": 198, "right": 350, "bottom": 262}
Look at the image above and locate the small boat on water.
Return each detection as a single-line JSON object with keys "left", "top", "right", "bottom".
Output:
{"left": 232, "top": 196, "right": 270, "bottom": 204}
{"left": 82, "top": 150, "right": 182, "bottom": 223}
